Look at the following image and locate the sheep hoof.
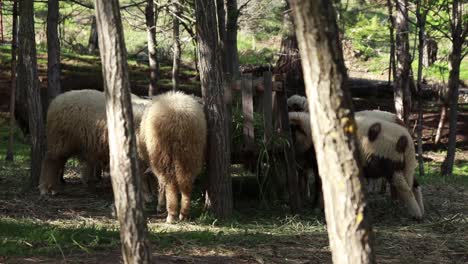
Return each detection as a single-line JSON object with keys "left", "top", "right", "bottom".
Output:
{"left": 179, "top": 214, "right": 188, "bottom": 221}
{"left": 166, "top": 214, "right": 177, "bottom": 223}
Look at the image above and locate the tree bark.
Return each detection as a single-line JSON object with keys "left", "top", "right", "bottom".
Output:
{"left": 225, "top": 0, "right": 239, "bottom": 78}
{"left": 171, "top": 0, "right": 181, "bottom": 91}
{"left": 18, "top": 0, "right": 46, "bottom": 188}
{"left": 88, "top": 16, "right": 98, "bottom": 54}
{"left": 146, "top": 0, "right": 159, "bottom": 96}
{"left": 195, "top": 0, "right": 233, "bottom": 219}
{"left": 442, "top": 0, "right": 465, "bottom": 177}
{"left": 93, "top": 1, "right": 152, "bottom": 263}
{"left": 386, "top": 0, "right": 397, "bottom": 83}
{"left": 393, "top": 0, "right": 412, "bottom": 125}
{"left": 6, "top": 0, "right": 18, "bottom": 162}
{"left": 415, "top": 0, "right": 426, "bottom": 177}
{"left": 290, "top": 0, "right": 375, "bottom": 263}
{"left": 275, "top": 2, "right": 303, "bottom": 95}
{"left": 47, "top": 0, "right": 61, "bottom": 105}
{"left": 216, "top": 0, "right": 225, "bottom": 70}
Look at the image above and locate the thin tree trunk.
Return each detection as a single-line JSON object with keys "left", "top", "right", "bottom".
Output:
{"left": 93, "top": 1, "right": 152, "bottom": 263}
{"left": 387, "top": 0, "right": 397, "bottom": 83}
{"left": 225, "top": 0, "right": 239, "bottom": 78}
{"left": 275, "top": 2, "right": 303, "bottom": 95}
{"left": 146, "top": 0, "right": 158, "bottom": 96}
{"left": 195, "top": 0, "right": 232, "bottom": 219}
{"left": 394, "top": 0, "right": 412, "bottom": 125}
{"left": 18, "top": 0, "right": 46, "bottom": 188}
{"left": 290, "top": 0, "right": 375, "bottom": 263}
{"left": 171, "top": 0, "right": 181, "bottom": 91}
{"left": 47, "top": 0, "right": 61, "bottom": 105}
{"left": 434, "top": 104, "right": 447, "bottom": 144}
{"left": 0, "top": 0, "right": 3, "bottom": 43}
{"left": 442, "top": 0, "right": 464, "bottom": 177}
{"left": 6, "top": 0, "right": 18, "bottom": 162}
{"left": 415, "top": 0, "right": 426, "bottom": 177}
{"left": 88, "top": 16, "right": 98, "bottom": 54}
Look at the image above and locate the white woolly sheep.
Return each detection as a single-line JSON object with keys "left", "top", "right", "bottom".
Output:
{"left": 355, "top": 114, "right": 424, "bottom": 219}
{"left": 138, "top": 91, "right": 207, "bottom": 223}
{"left": 288, "top": 111, "right": 321, "bottom": 205}
{"left": 356, "top": 110, "right": 406, "bottom": 127}
{"left": 39, "top": 90, "right": 152, "bottom": 197}
{"left": 289, "top": 110, "right": 424, "bottom": 219}
{"left": 287, "top": 95, "right": 309, "bottom": 112}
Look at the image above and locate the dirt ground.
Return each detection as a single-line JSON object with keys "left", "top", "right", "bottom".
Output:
{"left": 0, "top": 160, "right": 467, "bottom": 264}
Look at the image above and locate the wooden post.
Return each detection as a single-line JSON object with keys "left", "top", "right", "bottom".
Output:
{"left": 277, "top": 85, "right": 301, "bottom": 213}
{"left": 242, "top": 73, "right": 255, "bottom": 152}
{"left": 263, "top": 71, "right": 273, "bottom": 143}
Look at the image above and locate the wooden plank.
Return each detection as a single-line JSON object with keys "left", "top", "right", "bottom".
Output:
{"left": 263, "top": 71, "right": 273, "bottom": 143}
{"left": 277, "top": 88, "right": 301, "bottom": 213}
{"left": 242, "top": 73, "right": 255, "bottom": 152}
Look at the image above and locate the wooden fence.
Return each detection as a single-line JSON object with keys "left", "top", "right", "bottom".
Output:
{"left": 228, "top": 72, "right": 303, "bottom": 212}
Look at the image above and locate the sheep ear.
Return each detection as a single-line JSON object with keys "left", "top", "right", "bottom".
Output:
{"left": 396, "top": 135, "right": 408, "bottom": 153}
{"left": 368, "top": 122, "right": 381, "bottom": 142}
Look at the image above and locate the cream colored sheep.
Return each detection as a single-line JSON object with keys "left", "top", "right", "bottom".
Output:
{"left": 39, "top": 90, "right": 152, "bottom": 196}
{"left": 138, "top": 91, "right": 207, "bottom": 223}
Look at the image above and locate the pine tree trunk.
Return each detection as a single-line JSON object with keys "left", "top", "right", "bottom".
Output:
{"left": 442, "top": 0, "right": 464, "bottom": 177}
{"left": 393, "top": 0, "right": 412, "bottom": 125}
{"left": 225, "top": 0, "right": 239, "bottom": 78}
{"left": 93, "top": 1, "right": 152, "bottom": 263}
{"left": 171, "top": 0, "right": 181, "bottom": 91}
{"left": 195, "top": 0, "right": 233, "bottom": 219}
{"left": 290, "top": 0, "right": 375, "bottom": 263}
{"left": 146, "top": 0, "right": 158, "bottom": 96}
{"left": 47, "top": 0, "right": 61, "bottom": 105}
{"left": 18, "top": 0, "right": 46, "bottom": 188}
{"left": 5, "top": 0, "right": 18, "bottom": 162}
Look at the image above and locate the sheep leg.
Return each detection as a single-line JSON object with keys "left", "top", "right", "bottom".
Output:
{"left": 412, "top": 179, "right": 424, "bottom": 216}
{"left": 165, "top": 182, "right": 179, "bottom": 223}
{"left": 392, "top": 172, "right": 423, "bottom": 220}
{"left": 39, "top": 154, "right": 66, "bottom": 195}
{"left": 178, "top": 180, "right": 193, "bottom": 221}
{"left": 157, "top": 184, "right": 166, "bottom": 213}
{"left": 80, "top": 161, "right": 101, "bottom": 192}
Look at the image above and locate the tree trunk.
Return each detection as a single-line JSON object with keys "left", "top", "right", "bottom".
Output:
{"left": 5, "top": 0, "right": 18, "bottom": 162}
{"left": 88, "top": 16, "right": 98, "bottom": 54}
{"left": 423, "top": 36, "right": 437, "bottom": 67}
{"left": 386, "top": 0, "right": 397, "bottom": 83}
{"left": 275, "top": 2, "right": 303, "bottom": 95}
{"left": 93, "top": 1, "right": 152, "bottom": 263}
{"left": 47, "top": 0, "right": 61, "bottom": 106}
{"left": 18, "top": 0, "right": 46, "bottom": 188}
{"left": 393, "top": 0, "right": 412, "bottom": 125}
{"left": 225, "top": 0, "right": 239, "bottom": 78}
{"left": 415, "top": 0, "right": 426, "bottom": 177}
{"left": 442, "top": 0, "right": 464, "bottom": 177}
{"left": 195, "top": 0, "right": 232, "bottom": 219}
{"left": 290, "top": 0, "right": 375, "bottom": 263}
{"left": 0, "top": 0, "right": 3, "bottom": 43}
{"left": 171, "top": 0, "right": 181, "bottom": 91}
{"left": 146, "top": 0, "right": 159, "bottom": 96}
